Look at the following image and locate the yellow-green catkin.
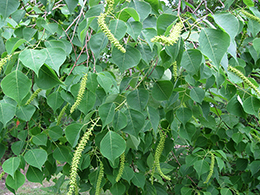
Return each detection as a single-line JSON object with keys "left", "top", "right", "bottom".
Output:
{"left": 106, "top": 0, "right": 114, "bottom": 13}
{"left": 241, "top": 10, "right": 260, "bottom": 24}
{"left": 95, "top": 160, "right": 104, "bottom": 195}
{"left": 70, "top": 73, "right": 88, "bottom": 113}
{"left": 0, "top": 171, "right": 5, "bottom": 180}
{"left": 57, "top": 103, "right": 69, "bottom": 125}
{"left": 116, "top": 152, "right": 125, "bottom": 182}
{"left": 150, "top": 130, "right": 170, "bottom": 184}
{"left": 204, "top": 152, "right": 215, "bottom": 184}
{"left": 151, "top": 22, "right": 183, "bottom": 46}
{"left": 97, "top": 13, "right": 126, "bottom": 53}
{"left": 25, "top": 88, "right": 42, "bottom": 105}
{"left": 0, "top": 55, "right": 10, "bottom": 73}
{"left": 67, "top": 119, "right": 99, "bottom": 195}
{"left": 228, "top": 66, "right": 260, "bottom": 97}
{"left": 250, "top": 131, "right": 260, "bottom": 143}
{"left": 173, "top": 61, "right": 178, "bottom": 81}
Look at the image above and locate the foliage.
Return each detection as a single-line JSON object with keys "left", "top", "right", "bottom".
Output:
{"left": 0, "top": 0, "right": 260, "bottom": 194}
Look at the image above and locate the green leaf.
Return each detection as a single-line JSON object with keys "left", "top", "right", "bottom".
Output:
{"left": 132, "top": 172, "right": 145, "bottom": 189}
{"left": 190, "top": 87, "right": 205, "bottom": 104}
{"left": 126, "top": 21, "right": 142, "bottom": 41}
{"left": 89, "top": 33, "right": 108, "bottom": 58}
{"left": 137, "top": 43, "right": 155, "bottom": 65}
{"left": 48, "top": 126, "right": 63, "bottom": 141}
{"left": 32, "top": 133, "right": 47, "bottom": 146}
{"left": 243, "top": 96, "right": 260, "bottom": 115}
{"left": 2, "top": 157, "right": 20, "bottom": 178}
{"left": 156, "top": 14, "right": 177, "bottom": 35}
{"left": 129, "top": 0, "right": 151, "bottom": 21}
{"left": 236, "top": 158, "right": 248, "bottom": 171}
{"left": 65, "top": 123, "right": 83, "bottom": 148}
{"left": 122, "top": 109, "right": 145, "bottom": 138}
{"left": 127, "top": 89, "right": 149, "bottom": 111}
{"left": 151, "top": 80, "right": 173, "bottom": 101}
{"left": 147, "top": 106, "right": 159, "bottom": 134}
{"left": 85, "top": 4, "right": 104, "bottom": 18}
{"left": 109, "top": 19, "right": 127, "bottom": 40}
{"left": 199, "top": 28, "right": 230, "bottom": 68}
{"left": 6, "top": 38, "right": 26, "bottom": 54}
{"left": 43, "top": 48, "right": 66, "bottom": 76}
{"left": 0, "top": 102, "right": 16, "bottom": 127}
{"left": 80, "top": 154, "right": 91, "bottom": 170}
{"left": 122, "top": 166, "right": 134, "bottom": 183}
{"left": 26, "top": 165, "right": 44, "bottom": 184}
{"left": 214, "top": 13, "right": 239, "bottom": 39}
{"left": 1, "top": 70, "right": 31, "bottom": 105}
{"left": 19, "top": 49, "right": 47, "bottom": 75}
{"left": 243, "top": 0, "right": 254, "bottom": 7}
{"left": 97, "top": 72, "right": 116, "bottom": 94}
{"left": 110, "top": 183, "right": 126, "bottom": 195}
{"left": 23, "top": 28, "right": 37, "bottom": 41}
{"left": 179, "top": 123, "right": 196, "bottom": 143}
{"left": 0, "top": 0, "right": 20, "bottom": 19}
{"left": 220, "top": 188, "right": 233, "bottom": 195}
{"left": 100, "top": 131, "right": 126, "bottom": 164}
{"left": 16, "top": 105, "right": 36, "bottom": 121}
{"left": 113, "top": 111, "right": 127, "bottom": 132}
{"left": 11, "top": 141, "right": 25, "bottom": 156}
{"left": 0, "top": 143, "right": 6, "bottom": 160}
{"left": 176, "top": 107, "right": 192, "bottom": 124}
{"left": 44, "top": 40, "right": 71, "bottom": 56}
{"left": 6, "top": 170, "right": 25, "bottom": 191}
{"left": 47, "top": 92, "right": 64, "bottom": 113}
{"left": 64, "top": 0, "right": 78, "bottom": 13}
{"left": 42, "top": 23, "right": 58, "bottom": 34}
{"left": 53, "top": 146, "right": 71, "bottom": 162}
{"left": 249, "top": 160, "right": 260, "bottom": 175}
{"left": 180, "top": 49, "right": 202, "bottom": 76}
{"left": 112, "top": 46, "right": 141, "bottom": 73}
{"left": 193, "top": 159, "right": 210, "bottom": 177}
{"left": 35, "top": 65, "right": 62, "bottom": 90}
{"left": 253, "top": 38, "right": 260, "bottom": 55}
{"left": 99, "top": 103, "right": 116, "bottom": 127}
{"left": 24, "top": 149, "right": 47, "bottom": 170}
{"left": 118, "top": 7, "right": 140, "bottom": 22}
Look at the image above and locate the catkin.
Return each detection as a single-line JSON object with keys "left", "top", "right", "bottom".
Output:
{"left": 97, "top": 13, "right": 126, "bottom": 53}
{"left": 116, "top": 152, "right": 125, "bottom": 182}
{"left": 204, "top": 152, "right": 215, "bottom": 184}
{"left": 173, "top": 61, "right": 178, "bottom": 81}
{"left": 57, "top": 103, "right": 69, "bottom": 125}
{"left": 67, "top": 119, "right": 99, "bottom": 195}
{"left": 250, "top": 132, "right": 260, "bottom": 143}
{"left": 70, "top": 73, "right": 88, "bottom": 113}
{"left": 241, "top": 10, "right": 260, "bottom": 24}
{"left": 151, "top": 22, "right": 183, "bottom": 45}
{"left": 228, "top": 66, "right": 260, "bottom": 97}
{"left": 150, "top": 130, "right": 170, "bottom": 184}
{"left": 95, "top": 161, "right": 104, "bottom": 195}
{"left": 25, "top": 88, "right": 42, "bottom": 105}
{"left": 0, "top": 55, "right": 10, "bottom": 73}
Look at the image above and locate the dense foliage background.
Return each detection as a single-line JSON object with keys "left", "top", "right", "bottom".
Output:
{"left": 1, "top": 0, "right": 260, "bottom": 194}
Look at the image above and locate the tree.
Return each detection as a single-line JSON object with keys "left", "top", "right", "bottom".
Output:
{"left": 0, "top": 0, "right": 260, "bottom": 194}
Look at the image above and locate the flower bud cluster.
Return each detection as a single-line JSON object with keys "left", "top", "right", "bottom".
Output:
{"left": 95, "top": 160, "right": 104, "bottom": 195}
{"left": 116, "top": 152, "right": 125, "bottom": 182}
{"left": 242, "top": 10, "right": 260, "bottom": 24}
{"left": 204, "top": 152, "right": 215, "bottom": 184}
{"left": 25, "top": 88, "right": 42, "bottom": 105}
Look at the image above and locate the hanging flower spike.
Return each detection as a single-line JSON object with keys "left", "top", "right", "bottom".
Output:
{"left": 70, "top": 73, "right": 88, "bottom": 113}
{"left": 106, "top": 0, "right": 114, "bottom": 13}
{"left": 228, "top": 66, "right": 260, "bottom": 97}
{"left": 204, "top": 152, "right": 215, "bottom": 184}
{"left": 95, "top": 160, "right": 104, "bottom": 195}
{"left": 241, "top": 10, "right": 260, "bottom": 24}
{"left": 25, "top": 88, "right": 42, "bottom": 105}
{"left": 67, "top": 119, "right": 99, "bottom": 195}
{"left": 97, "top": 13, "right": 126, "bottom": 53}
{"left": 172, "top": 61, "right": 178, "bottom": 81}
{"left": 57, "top": 103, "right": 69, "bottom": 125}
{"left": 0, "top": 55, "right": 11, "bottom": 73}
{"left": 151, "top": 22, "right": 183, "bottom": 46}
{"left": 116, "top": 152, "right": 125, "bottom": 182}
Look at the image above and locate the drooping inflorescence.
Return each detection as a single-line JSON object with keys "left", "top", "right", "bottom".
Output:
{"left": 241, "top": 10, "right": 260, "bottom": 24}
{"left": 150, "top": 130, "right": 170, "bottom": 184}
{"left": 97, "top": 0, "right": 126, "bottom": 53}
{"left": 25, "top": 88, "right": 42, "bottom": 105}
{"left": 0, "top": 55, "right": 10, "bottom": 73}
{"left": 95, "top": 160, "right": 104, "bottom": 195}
{"left": 70, "top": 73, "right": 88, "bottom": 113}
{"left": 57, "top": 103, "right": 69, "bottom": 125}
{"left": 151, "top": 22, "right": 183, "bottom": 46}
{"left": 116, "top": 152, "right": 125, "bottom": 182}
{"left": 67, "top": 119, "right": 99, "bottom": 195}
{"left": 204, "top": 152, "right": 215, "bottom": 184}
{"left": 172, "top": 61, "right": 178, "bottom": 81}
{"left": 228, "top": 66, "right": 260, "bottom": 97}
